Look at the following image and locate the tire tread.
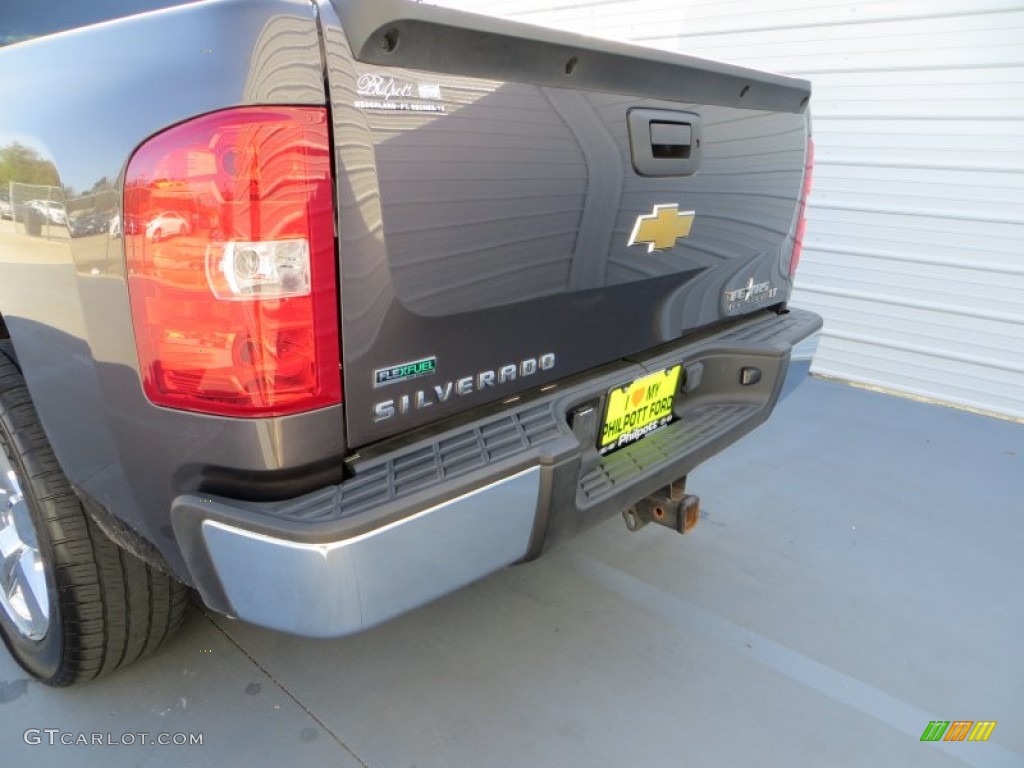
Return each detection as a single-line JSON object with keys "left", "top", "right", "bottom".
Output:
{"left": 0, "top": 341, "right": 188, "bottom": 684}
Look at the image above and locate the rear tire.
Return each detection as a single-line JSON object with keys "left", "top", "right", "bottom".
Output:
{"left": 0, "top": 341, "right": 189, "bottom": 685}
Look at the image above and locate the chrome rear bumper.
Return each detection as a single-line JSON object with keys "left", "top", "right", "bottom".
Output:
{"left": 194, "top": 468, "right": 540, "bottom": 637}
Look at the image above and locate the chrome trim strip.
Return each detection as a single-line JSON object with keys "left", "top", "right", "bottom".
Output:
{"left": 200, "top": 466, "right": 541, "bottom": 637}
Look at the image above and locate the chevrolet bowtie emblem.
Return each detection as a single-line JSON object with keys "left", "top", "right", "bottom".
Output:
{"left": 628, "top": 204, "right": 695, "bottom": 252}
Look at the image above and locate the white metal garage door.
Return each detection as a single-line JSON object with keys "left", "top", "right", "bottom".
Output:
{"left": 431, "top": 0, "right": 1024, "bottom": 420}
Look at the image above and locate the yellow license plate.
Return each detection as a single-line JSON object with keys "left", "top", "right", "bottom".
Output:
{"left": 599, "top": 365, "right": 682, "bottom": 454}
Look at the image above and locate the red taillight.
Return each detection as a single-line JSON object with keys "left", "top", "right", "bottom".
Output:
{"left": 789, "top": 137, "right": 814, "bottom": 276}
{"left": 125, "top": 107, "right": 341, "bottom": 417}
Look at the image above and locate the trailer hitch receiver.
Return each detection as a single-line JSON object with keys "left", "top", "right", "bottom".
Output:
{"left": 622, "top": 479, "right": 699, "bottom": 534}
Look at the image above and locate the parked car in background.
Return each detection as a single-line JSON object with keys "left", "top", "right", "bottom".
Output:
{"left": 70, "top": 210, "right": 112, "bottom": 237}
{"left": 145, "top": 210, "right": 190, "bottom": 241}
{"left": 25, "top": 199, "right": 67, "bottom": 226}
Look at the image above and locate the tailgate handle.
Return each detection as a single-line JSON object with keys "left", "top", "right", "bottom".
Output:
{"left": 650, "top": 122, "right": 692, "bottom": 158}
{"left": 628, "top": 109, "right": 702, "bottom": 177}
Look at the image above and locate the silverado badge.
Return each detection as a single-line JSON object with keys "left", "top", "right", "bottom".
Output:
{"left": 627, "top": 204, "right": 695, "bottom": 252}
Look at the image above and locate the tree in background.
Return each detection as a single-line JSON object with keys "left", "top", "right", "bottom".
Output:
{"left": 0, "top": 142, "right": 59, "bottom": 191}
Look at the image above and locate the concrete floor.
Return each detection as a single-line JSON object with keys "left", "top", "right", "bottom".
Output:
{"left": 1, "top": 376, "right": 1021, "bottom": 767}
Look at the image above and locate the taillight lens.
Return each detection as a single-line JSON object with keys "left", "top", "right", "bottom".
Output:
{"left": 125, "top": 106, "right": 341, "bottom": 417}
{"left": 789, "top": 137, "right": 814, "bottom": 276}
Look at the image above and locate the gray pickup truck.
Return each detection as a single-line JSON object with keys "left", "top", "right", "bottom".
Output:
{"left": 0, "top": 0, "right": 820, "bottom": 685}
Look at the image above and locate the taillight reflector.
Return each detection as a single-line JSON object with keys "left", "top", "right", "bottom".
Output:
{"left": 790, "top": 137, "right": 814, "bottom": 276}
{"left": 125, "top": 107, "right": 341, "bottom": 417}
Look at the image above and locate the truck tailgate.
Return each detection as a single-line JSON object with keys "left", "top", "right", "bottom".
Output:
{"left": 322, "top": 0, "right": 811, "bottom": 446}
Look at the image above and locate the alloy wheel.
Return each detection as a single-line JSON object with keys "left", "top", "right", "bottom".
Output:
{"left": 0, "top": 452, "right": 50, "bottom": 640}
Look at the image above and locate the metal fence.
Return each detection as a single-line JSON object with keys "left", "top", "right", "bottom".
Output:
{"left": 9, "top": 181, "right": 67, "bottom": 240}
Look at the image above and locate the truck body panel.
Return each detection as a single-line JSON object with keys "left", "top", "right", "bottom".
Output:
{"left": 322, "top": 0, "right": 810, "bottom": 445}
{"left": 0, "top": 0, "right": 337, "bottom": 579}
{"left": 0, "top": 0, "right": 820, "bottom": 649}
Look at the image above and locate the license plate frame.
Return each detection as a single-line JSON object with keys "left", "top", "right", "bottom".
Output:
{"left": 598, "top": 365, "right": 682, "bottom": 455}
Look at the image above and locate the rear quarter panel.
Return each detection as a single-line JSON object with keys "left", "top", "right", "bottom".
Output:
{"left": 0, "top": 0, "right": 342, "bottom": 580}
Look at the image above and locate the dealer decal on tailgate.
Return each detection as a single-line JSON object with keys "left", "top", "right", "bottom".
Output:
{"left": 599, "top": 366, "right": 682, "bottom": 455}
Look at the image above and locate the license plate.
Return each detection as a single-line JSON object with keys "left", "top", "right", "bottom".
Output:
{"left": 599, "top": 365, "right": 682, "bottom": 454}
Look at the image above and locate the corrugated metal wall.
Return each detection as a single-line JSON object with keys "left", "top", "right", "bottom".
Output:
{"left": 431, "top": 0, "right": 1024, "bottom": 420}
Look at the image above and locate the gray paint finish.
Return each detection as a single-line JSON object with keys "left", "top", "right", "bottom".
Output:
{"left": 0, "top": 0, "right": 812, "bottom": 588}
{"left": 0, "top": 0, "right": 341, "bottom": 582}
{"left": 2, "top": 377, "right": 1018, "bottom": 766}
{"left": 330, "top": 0, "right": 811, "bottom": 113}
{"left": 317, "top": 0, "right": 811, "bottom": 446}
